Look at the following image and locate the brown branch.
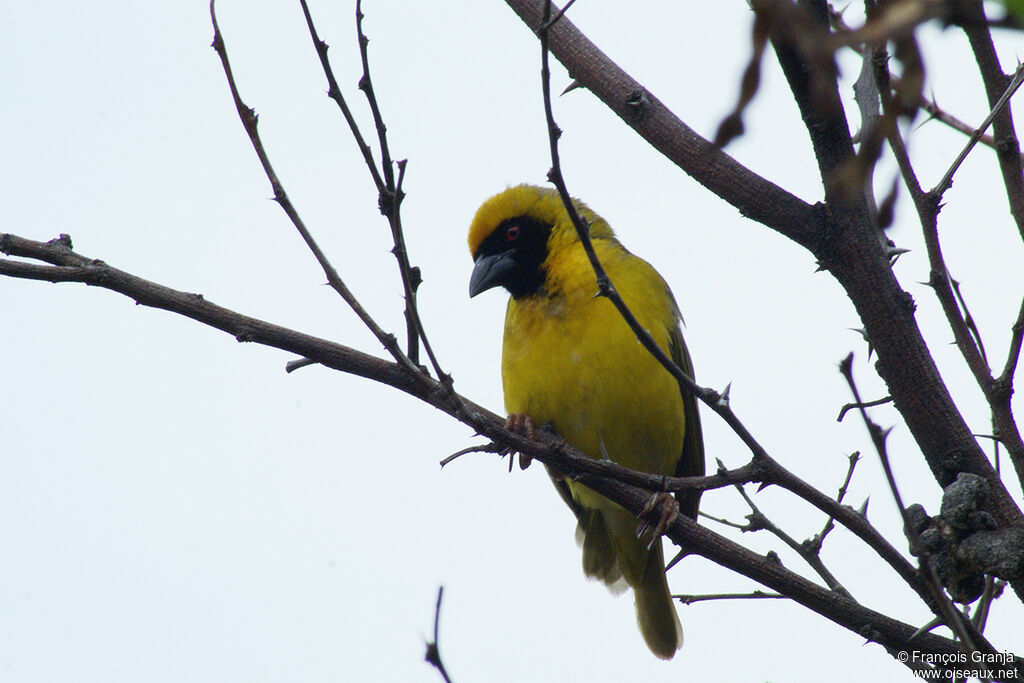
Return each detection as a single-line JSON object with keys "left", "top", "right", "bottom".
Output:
{"left": 503, "top": 0, "right": 825, "bottom": 253}
{"left": 960, "top": 1, "right": 1024, "bottom": 244}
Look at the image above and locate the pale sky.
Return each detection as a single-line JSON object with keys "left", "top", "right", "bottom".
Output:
{"left": 3, "top": 2, "right": 1023, "bottom": 681}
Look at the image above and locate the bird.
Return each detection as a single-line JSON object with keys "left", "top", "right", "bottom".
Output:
{"left": 467, "top": 184, "right": 705, "bottom": 659}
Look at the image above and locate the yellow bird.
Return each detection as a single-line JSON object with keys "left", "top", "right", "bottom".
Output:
{"left": 467, "top": 184, "right": 705, "bottom": 659}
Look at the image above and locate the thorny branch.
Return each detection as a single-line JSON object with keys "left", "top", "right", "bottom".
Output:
{"left": 839, "top": 355, "right": 984, "bottom": 657}
{"left": 209, "top": 0, "right": 420, "bottom": 382}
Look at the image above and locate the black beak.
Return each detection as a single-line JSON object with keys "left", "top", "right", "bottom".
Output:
{"left": 469, "top": 250, "right": 517, "bottom": 297}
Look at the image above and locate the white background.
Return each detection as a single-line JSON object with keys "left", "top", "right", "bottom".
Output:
{"left": 3, "top": 1, "right": 1023, "bottom": 681}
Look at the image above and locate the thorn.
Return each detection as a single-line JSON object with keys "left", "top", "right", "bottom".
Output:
{"left": 886, "top": 246, "right": 910, "bottom": 264}
{"left": 665, "top": 548, "right": 688, "bottom": 572}
{"left": 561, "top": 79, "right": 584, "bottom": 95}
{"left": 909, "top": 616, "right": 943, "bottom": 640}
{"left": 857, "top": 497, "right": 870, "bottom": 518}
{"left": 848, "top": 328, "right": 869, "bottom": 343}
{"left": 717, "top": 382, "right": 732, "bottom": 408}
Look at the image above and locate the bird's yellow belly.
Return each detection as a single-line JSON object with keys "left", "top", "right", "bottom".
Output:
{"left": 501, "top": 292, "right": 684, "bottom": 496}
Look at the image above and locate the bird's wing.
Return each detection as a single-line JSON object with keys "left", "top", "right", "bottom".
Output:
{"left": 669, "top": 323, "right": 706, "bottom": 520}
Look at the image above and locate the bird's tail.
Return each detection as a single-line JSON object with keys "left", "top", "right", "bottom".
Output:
{"left": 635, "top": 540, "right": 683, "bottom": 660}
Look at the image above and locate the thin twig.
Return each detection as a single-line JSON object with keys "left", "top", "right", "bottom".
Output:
{"left": 837, "top": 396, "right": 893, "bottom": 422}
{"left": 297, "top": 0, "right": 385, "bottom": 194}
{"left": 972, "top": 578, "right": 1005, "bottom": 633}
{"left": 932, "top": 61, "right": 1024, "bottom": 197}
{"left": 341, "top": 4, "right": 456, "bottom": 404}
{"left": 949, "top": 277, "right": 990, "bottom": 366}
{"left": 726, "top": 461, "right": 854, "bottom": 598}
{"left": 353, "top": 3, "right": 420, "bottom": 366}
{"left": 804, "top": 451, "right": 861, "bottom": 555}
{"left": 440, "top": 442, "right": 505, "bottom": 468}
{"left": 675, "top": 590, "right": 786, "bottom": 606}
{"left": 699, "top": 510, "right": 750, "bottom": 531}
{"left": 424, "top": 586, "right": 452, "bottom": 683}
{"left": 997, "top": 292, "right": 1024, "bottom": 388}
{"left": 355, "top": 0, "right": 395, "bottom": 190}
{"left": 209, "top": 0, "right": 421, "bottom": 380}
{"left": 839, "top": 353, "right": 978, "bottom": 652}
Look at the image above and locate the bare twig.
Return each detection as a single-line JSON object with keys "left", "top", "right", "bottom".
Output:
{"left": 839, "top": 354, "right": 978, "bottom": 653}
{"left": 209, "top": 0, "right": 421, "bottom": 380}
{"left": 949, "top": 277, "right": 991, "bottom": 366}
{"left": 440, "top": 442, "right": 505, "bottom": 468}
{"left": 804, "top": 452, "right": 861, "bottom": 555}
{"left": 424, "top": 587, "right": 452, "bottom": 683}
{"left": 931, "top": 61, "right": 1024, "bottom": 198}
{"left": 297, "top": 0, "right": 385, "bottom": 194}
{"left": 997, "top": 293, "right": 1024, "bottom": 390}
{"left": 837, "top": 396, "right": 893, "bottom": 422}
{"left": 726, "top": 462, "right": 853, "bottom": 598}
{"left": 675, "top": 590, "right": 786, "bottom": 606}
{"left": 354, "top": 2, "right": 421, "bottom": 366}
{"left": 355, "top": 0, "right": 395, "bottom": 191}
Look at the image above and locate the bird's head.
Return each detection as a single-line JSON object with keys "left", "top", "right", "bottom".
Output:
{"left": 467, "top": 184, "right": 614, "bottom": 299}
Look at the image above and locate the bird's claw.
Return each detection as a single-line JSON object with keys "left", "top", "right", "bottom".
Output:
{"left": 504, "top": 412, "right": 536, "bottom": 471}
{"left": 637, "top": 491, "right": 679, "bottom": 550}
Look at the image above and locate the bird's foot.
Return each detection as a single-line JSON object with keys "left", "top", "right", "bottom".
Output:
{"left": 503, "top": 412, "right": 535, "bottom": 471}
{"left": 637, "top": 491, "right": 679, "bottom": 549}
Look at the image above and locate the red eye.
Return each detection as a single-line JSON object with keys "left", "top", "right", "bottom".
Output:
{"left": 506, "top": 225, "right": 520, "bottom": 241}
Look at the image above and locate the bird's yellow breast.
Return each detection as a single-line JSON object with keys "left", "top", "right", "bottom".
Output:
{"left": 501, "top": 239, "right": 684, "bottom": 503}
